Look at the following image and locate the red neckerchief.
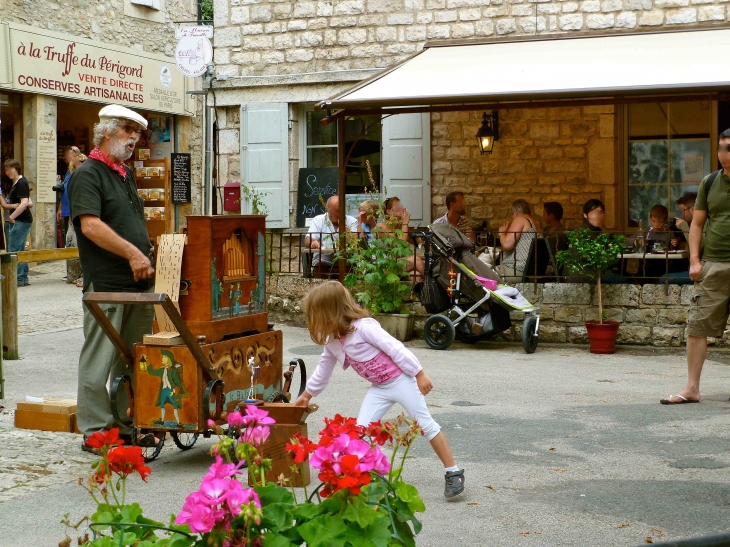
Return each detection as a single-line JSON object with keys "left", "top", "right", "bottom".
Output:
{"left": 89, "top": 147, "right": 127, "bottom": 178}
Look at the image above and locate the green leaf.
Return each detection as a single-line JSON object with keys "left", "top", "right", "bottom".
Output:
{"left": 255, "top": 483, "right": 295, "bottom": 506}
{"left": 262, "top": 502, "right": 294, "bottom": 531}
{"left": 343, "top": 497, "right": 379, "bottom": 528}
{"left": 263, "top": 532, "right": 296, "bottom": 547}
{"left": 92, "top": 511, "right": 115, "bottom": 527}
{"left": 394, "top": 483, "right": 425, "bottom": 513}
{"left": 365, "top": 517, "right": 393, "bottom": 547}
{"left": 121, "top": 503, "right": 143, "bottom": 523}
{"left": 298, "top": 515, "right": 348, "bottom": 547}
{"left": 291, "top": 501, "right": 322, "bottom": 520}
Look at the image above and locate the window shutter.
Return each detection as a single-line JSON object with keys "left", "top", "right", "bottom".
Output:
{"left": 382, "top": 113, "right": 431, "bottom": 226}
{"left": 240, "top": 103, "right": 290, "bottom": 228}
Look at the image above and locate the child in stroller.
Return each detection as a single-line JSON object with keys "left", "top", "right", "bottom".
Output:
{"left": 413, "top": 223, "right": 540, "bottom": 352}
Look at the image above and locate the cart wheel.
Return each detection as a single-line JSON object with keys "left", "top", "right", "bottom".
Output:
{"left": 424, "top": 315, "right": 455, "bottom": 350}
{"left": 171, "top": 432, "right": 199, "bottom": 450}
{"left": 142, "top": 433, "right": 165, "bottom": 463}
{"left": 522, "top": 315, "right": 539, "bottom": 354}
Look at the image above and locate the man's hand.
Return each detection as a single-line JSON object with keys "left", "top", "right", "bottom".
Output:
{"left": 129, "top": 249, "right": 154, "bottom": 281}
{"left": 293, "top": 391, "right": 312, "bottom": 407}
{"left": 56, "top": 209, "right": 61, "bottom": 222}
{"left": 309, "top": 239, "right": 321, "bottom": 249}
{"left": 689, "top": 260, "right": 703, "bottom": 281}
{"left": 9, "top": 218, "right": 15, "bottom": 224}
{"left": 498, "top": 222, "right": 509, "bottom": 235}
{"left": 416, "top": 370, "right": 433, "bottom": 396}
{"left": 675, "top": 218, "right": 684, "bottom": 229}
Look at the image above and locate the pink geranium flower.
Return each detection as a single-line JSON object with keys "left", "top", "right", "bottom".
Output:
{"left": 205, "top": 456, "right": 244, "bottom": 480}
{"left": 227, "top": 412, "right": 246, "bottom": 428}
{"left": 240, "top": 425, "right": 270, "bottom": 446}
{"left": 241, "top": 404, "right": 276, "bottom": 427}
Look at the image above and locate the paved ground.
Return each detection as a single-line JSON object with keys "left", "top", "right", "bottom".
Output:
{"left": 2, "top": 264, "right": 730, "bottom": 546}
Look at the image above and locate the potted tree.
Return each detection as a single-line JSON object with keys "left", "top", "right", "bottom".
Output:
{"left": 556, "top": 228, "right": 626, "bottom": 354}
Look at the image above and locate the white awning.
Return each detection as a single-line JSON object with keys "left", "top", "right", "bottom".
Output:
{"left": 317, "top": 29, "right": 730, "bottom": 111}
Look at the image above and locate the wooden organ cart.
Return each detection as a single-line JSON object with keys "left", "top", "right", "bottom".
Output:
{"left": 83, "top": 216, "right": 314, "bottom": 483}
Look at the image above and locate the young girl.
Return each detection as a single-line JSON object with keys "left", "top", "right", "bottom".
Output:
{"left": 294, "top": 281, "right": 465, "bottom": 499}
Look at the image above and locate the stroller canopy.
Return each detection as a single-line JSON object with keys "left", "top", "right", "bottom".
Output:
{"left": 430, "top": 223, "right": 475, "bottom": 251}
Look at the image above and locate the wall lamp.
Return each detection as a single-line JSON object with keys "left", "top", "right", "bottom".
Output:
{"left": 476, "top": 110, "right": 499, "bottom": 155}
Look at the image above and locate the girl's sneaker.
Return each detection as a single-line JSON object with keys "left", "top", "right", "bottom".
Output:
{"left": 444, "top": 469, "right": 465, "bottom": 499}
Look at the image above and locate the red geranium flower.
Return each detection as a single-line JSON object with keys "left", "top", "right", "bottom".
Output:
{"left": 366, "top": 421, "right": 393, "bottom": 446}
{"left": 318, "top": 415, "right": 364, "bottom": 447}
{"left": 107, "top": 446, "right": 152, "bottom": 482}
{"left": 85, "top": 428, "right": 125, "bottom": 450}
{"left": 285, "top": 432, "right": 317, "bottom": 463}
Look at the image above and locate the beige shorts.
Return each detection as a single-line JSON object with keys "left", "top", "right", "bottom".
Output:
{"left": 687, "top": 260, "right": 730, "bottom": 338}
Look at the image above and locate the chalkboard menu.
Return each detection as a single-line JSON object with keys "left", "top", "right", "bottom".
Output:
{"left": 296, "top": 167, "right": 338, "bottom": 228}
{"left": 171, "top": 153, "right": 191, "bottom": 204}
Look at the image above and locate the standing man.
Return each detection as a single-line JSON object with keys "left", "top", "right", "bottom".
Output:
{"left": 68, "top": 105, "right": 157, "bottom": 450}
{"left": 57, "top": 146, "right": 79, "bottom": 246}
{"left": 4, "top": 159, "right": 33, "bottom": 287}
{"left": 433, "top": 191, "right": 475, "bottom": 242}
{"left": 661, "top": 130, "right": 730, "bottom": 405}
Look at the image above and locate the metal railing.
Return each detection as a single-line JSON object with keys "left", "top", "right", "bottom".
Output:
{"left": 265, "top": 228, "right": 692, "bottom": 291}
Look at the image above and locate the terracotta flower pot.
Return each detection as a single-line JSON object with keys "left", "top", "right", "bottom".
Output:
{"left": 585, "top": 320, "right": 620, "bottom": 354}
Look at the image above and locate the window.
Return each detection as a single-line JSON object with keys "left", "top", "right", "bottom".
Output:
{"left": 627, "top": 101, "right": 711, "bottom": 227}
{"left": 303, "top": 107, "right": 382, "bottom": 194}
{"left": 131, "top": 0, "right": 161, "bottom": 9}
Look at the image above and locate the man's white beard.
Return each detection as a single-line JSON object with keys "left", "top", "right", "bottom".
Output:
{"left": 109, "top": 136, "right": 137, "bottom": 162}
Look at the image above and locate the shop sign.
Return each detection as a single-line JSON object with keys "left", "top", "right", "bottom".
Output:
{"left": 174, "top": 35, "right": 213, "bottom": 78}
{"left": 2, "top": 23, "right": 193, "bottom": 116}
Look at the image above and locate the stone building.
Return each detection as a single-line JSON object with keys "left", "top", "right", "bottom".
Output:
{"left": 211, "top": 0, "right": 728, "bottom": 233}
{"left": 1, "top": 0, "right": 205, "bottom": 249}
{"left": 210, "top": 0, "right": 730, "bottom": 345}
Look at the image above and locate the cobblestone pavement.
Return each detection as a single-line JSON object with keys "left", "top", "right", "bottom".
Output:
{"left": 18, "top": 260, "right": 83, "bottom": 335}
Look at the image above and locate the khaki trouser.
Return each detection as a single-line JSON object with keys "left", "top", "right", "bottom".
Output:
{"left": 76, "top": 285, "right": 154, "bottom": 437}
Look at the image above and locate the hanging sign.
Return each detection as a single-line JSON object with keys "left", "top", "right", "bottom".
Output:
{"left": 175, "top": 26, "right": 214, "bottom": 39}
{"left": 174, "top": 29, "right": 213, "bottom": 78}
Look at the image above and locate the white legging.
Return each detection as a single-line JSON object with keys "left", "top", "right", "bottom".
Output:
{"left": 356, "top": 374, "right": 441, "bottom": 441}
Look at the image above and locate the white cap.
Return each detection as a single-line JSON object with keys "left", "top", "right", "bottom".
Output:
{"left": 98, "top": 105, "right": 148, "bottom": 130}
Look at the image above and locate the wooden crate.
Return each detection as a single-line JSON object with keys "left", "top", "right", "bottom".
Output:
{"left": 179, "top": 216, "right": 268, "bottom": 343}
{"left": 250, "top": 423, "right": 312, "bottom": 487}
{"left": 133, "top": 330, "right": 283, "bottom": 431}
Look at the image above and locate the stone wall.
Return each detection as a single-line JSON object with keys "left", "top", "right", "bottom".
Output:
{"left": 267, "top": 275, "right": 726, "bottom": 348}
{"left": 431, "top": 105, "right": 618, "bottom": 229}
{"left": 212, "top": 0, "right": 729, "bottom": 77}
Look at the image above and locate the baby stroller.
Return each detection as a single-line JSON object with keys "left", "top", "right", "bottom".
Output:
{"left": 413, "top": 224, "right": 540, "bottom": 352}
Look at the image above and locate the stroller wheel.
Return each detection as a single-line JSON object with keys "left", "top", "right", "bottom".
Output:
{"left": 424, "top": 315, "right": 455, "bottom": 350}
{"left": 522, "top": 315, "right": 539, "bottom": 354}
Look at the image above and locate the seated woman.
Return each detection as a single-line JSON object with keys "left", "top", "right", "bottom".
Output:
{"left": 376, "top": 196, "right": 425, "bottom": 281}
{"left": 357, "top": 199, "right": 379, "bottom": 241}
{"left": 497, "top": 199, "right": 542, "bottom": 282}
{"left": 571, "top": 198, "right": 627, "bottom": 284}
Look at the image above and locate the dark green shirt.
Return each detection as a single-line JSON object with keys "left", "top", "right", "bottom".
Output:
{"left": 68, "top": 159, "right": 152, "bottom": 292}
{"left": 695, "top": 170, "right": 730, "bottom": 262}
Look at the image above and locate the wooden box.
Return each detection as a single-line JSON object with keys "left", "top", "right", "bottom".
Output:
{"left": 15, "top": 408, "right": 77, "bottom": 433}
{"left": 179, "top": 216, "right": 268, "bottom": 343}
{"left": 133, "top": 330, "right": 283, "bottom": 432}
{"left": 250, "top": 423, "right": 312, "bottom": 487}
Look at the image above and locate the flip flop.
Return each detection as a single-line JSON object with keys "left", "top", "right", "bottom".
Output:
{"left": 660, "top": 394, "right": 700, "bottom": 405}
{"left": 121, "top": 432, "right": 160, "bottom": 447}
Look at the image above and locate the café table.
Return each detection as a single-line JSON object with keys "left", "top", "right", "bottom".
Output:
{"left": 620, "top": 250, "right": 689, "bottom": 278}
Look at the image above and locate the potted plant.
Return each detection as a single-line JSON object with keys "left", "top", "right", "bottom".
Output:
{"left": 338, "top": 212, "right": 416, "bottom": 342}
{"left": 556, "top": 228, "right": 626, "bottom": 354}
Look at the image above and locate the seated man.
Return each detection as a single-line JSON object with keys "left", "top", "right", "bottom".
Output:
{"left": 433, "top": 191, "right": 475, "bottom": 242}
{"left": 674, "top": 192, "right": 696, "bottom": 243}
{"left": 542, "top": 201, "right": 568, "bottom": 274}
{"left": 304, "top": 196, "right": 358, "bottom": 278}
